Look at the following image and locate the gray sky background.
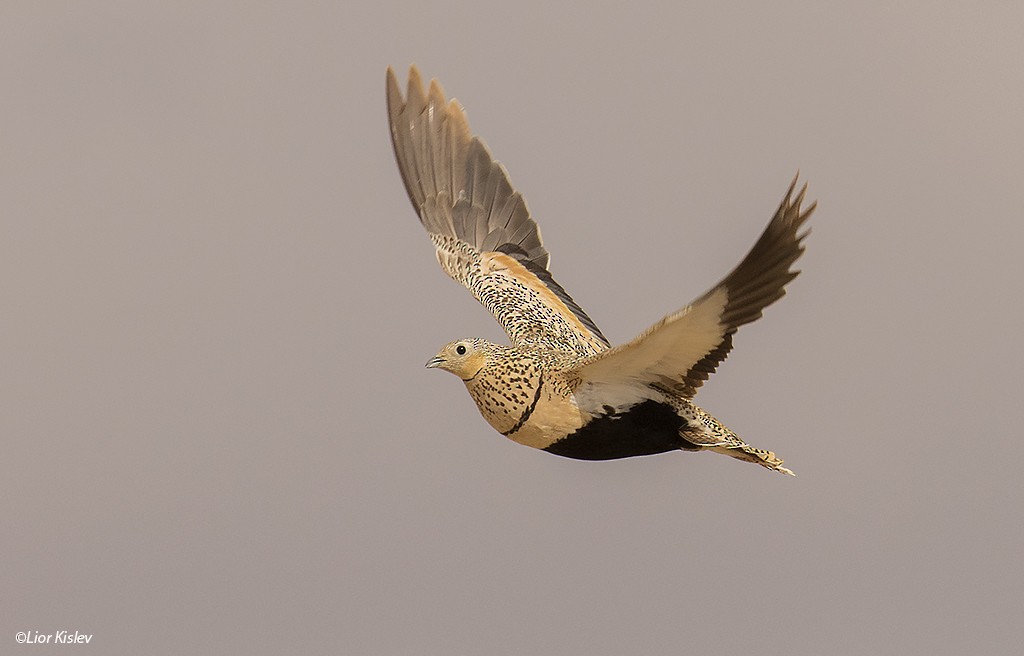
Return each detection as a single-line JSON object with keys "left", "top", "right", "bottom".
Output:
{"left": 3, "top": 2, "right": 1022, "bottom": 655}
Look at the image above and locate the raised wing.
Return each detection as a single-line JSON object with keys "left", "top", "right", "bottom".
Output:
{"left": 387, "top": 65, "right": 608, "bottom": 356}
{"left": 572, "top": 178, "right": 814, "bottom": 398}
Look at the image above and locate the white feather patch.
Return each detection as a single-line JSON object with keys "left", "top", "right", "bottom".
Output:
{"left": 573, "top": 380, "right": 663, "bottom": 418}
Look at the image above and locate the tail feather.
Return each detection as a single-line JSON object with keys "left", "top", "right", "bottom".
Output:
{"left": 667, "top": 395, "right": 795, "bottom": 475}
{"left": 711, "top": 444, "right": 795, "bottom": 475}
{"left": 682, "top": 399, "right": 795, "bottom": 475}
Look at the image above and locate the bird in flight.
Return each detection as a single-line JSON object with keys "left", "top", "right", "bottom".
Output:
{"left": 386, "top": 65, "right": 814, "bottom": 474}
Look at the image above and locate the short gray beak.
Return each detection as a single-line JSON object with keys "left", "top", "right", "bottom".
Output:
{"left": 425, "top": 356, "right": 445, "bottom": 369}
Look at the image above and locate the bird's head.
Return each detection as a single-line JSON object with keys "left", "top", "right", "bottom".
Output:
{"left": 425, "top": 338, "right": 491, "bottom": 381}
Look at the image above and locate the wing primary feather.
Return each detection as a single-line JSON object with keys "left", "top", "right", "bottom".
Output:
{"left": 405, "top": 68, "right": 431, "bottom": 210}
{"left": 387, "top": 67, "right": 424, "bottom": 215}
{"left": 386, "top": 65, "right": 608, "bottom": 354}
{"left": 572, "top": 175, "right": 815, "bottom": 396}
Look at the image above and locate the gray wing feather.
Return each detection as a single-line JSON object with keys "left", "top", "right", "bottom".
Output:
{"left": 387, "top": 65, "right": 608, "bottom": 348}
{"left": 387, "top": 66, "right": 550, "bottom": 269}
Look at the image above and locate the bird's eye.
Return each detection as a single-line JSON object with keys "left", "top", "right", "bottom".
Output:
{"left": 455, "top": 344, "right": 467, "bottom": 355}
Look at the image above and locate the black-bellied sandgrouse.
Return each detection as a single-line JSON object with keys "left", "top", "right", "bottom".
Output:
{"left": 387, "top": 65, "right": 814, "bottom": 474}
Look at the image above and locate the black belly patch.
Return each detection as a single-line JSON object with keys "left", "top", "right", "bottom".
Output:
{"left": 543, "top": 399, "right": 694, "bottom": 461}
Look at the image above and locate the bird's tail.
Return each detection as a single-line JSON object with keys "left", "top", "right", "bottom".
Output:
{"left": 680, "top": 399, "right": 795, "bottom": 475}
{"left": 711, "top": 444, "right": 795, "bottom": 476}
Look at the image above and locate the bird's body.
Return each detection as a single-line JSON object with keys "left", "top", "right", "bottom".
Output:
{"left": 388, "top": 66, "right": 814, "bottom": 474}
{"left": 430, "top": 339, "right": 790, "bottom": 471}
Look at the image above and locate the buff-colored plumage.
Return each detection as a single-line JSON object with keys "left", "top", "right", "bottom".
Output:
{"left": 389, "top": 65, "right": 815, "bottom": 474}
